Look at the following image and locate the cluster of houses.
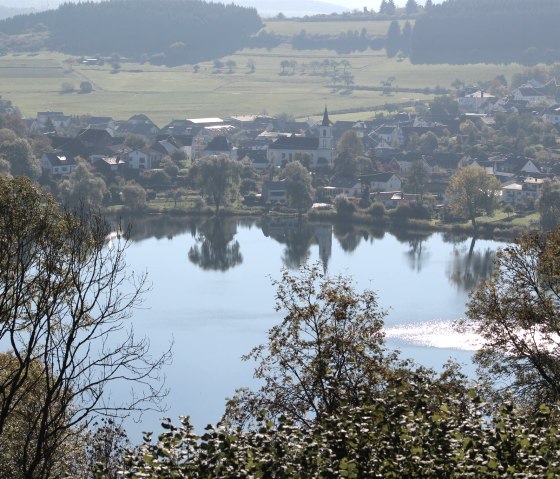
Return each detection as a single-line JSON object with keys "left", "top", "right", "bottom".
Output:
{"left": 30, "top": 77, "right": 560, "bottom": 210}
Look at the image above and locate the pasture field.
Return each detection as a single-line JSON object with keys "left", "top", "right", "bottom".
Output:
{"left": 262, "top": 19, "right": 402, "bottom": 36}
{"left": 0, "top": 40, "right": 526, "bottom": 126}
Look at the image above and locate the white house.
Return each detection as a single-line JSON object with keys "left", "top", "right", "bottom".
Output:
{"left": 512, "top": 86, "right": 551, "bottom": 106}
{"left": 457, "top": 90, "right": 496, "bottom": 113}
{"left": 37, "top": 111, "right": 72, "bottom": 129}
{"left": 328, "top": 177, "right": 362, "bottom": 197}
{"left": 361, "top": 172, "right": 402, "bottom": 192}
{"left": 262, "top": 180, "right": 288, "bottom": 204}
{"left": 203, "top": 135, "right": 236, "bottom": 161}
{"left": 267, "top": 107, "right": 334, "bottom": 169}
{"left": 502, "top": 177, "right": 544, "bottom": 207}
{"left": 543, "top": 105, "right": 560, "bottom": 126}
{"left": 124, "top": 147, "right": 163, "bottom": 170}
{"left": 40, "top": 152, "right": 76, "bottom": 176}
{"left": 372, "top": 125, "right": 405, "bottom": 147}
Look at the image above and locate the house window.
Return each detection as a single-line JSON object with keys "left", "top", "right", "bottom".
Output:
{"left": 282, "top": 153, "right": 286, "bottom": 159}
{"left": 289, "top": 153, "right": 292, "bottom": 161}
{"left": 323, "top": 129, "right": 326, "bottom": 137}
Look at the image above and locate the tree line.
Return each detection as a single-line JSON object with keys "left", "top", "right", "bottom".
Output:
{"left": 0, "top": 0, "right": 262, "bottom": 66}
{"left": 409, "top": 0, "right": 560, "bottom": 65}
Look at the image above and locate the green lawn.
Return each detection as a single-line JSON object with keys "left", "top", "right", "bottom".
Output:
{"left": 0, "top": 46, "right": 527, "bottom": 126}
{"left": 262, "top": 19, "right": 408, "bottom": 36}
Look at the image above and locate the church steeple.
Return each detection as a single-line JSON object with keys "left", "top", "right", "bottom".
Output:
{"left": 318, "top": 105, "right": 333, "bottom": 160}
{"left": 321, "top": 106, "right": 332, "bottom": 126}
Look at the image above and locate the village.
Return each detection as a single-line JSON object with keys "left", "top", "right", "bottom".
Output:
{"left": 16, "top": 75, "right": 560, "bottom": 217}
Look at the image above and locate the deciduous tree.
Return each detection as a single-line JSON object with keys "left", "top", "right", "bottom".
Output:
{"left": 281, "top": 160, "right": 314, "bottom": 214}
{"left": 0, "top": 177, "right": 170, "bottom": 478}
{"left": 406, "top": 159, "right": 430, "bottom": 199}
{"left": 539, "top": 179, "right": 560, "bottom": 231}
{"left": 224, "top": 263, "right": 391, "bottom": 426}
{"left": 466, "top": 227, "right": 560, "bottom": 408}
{"left": 335, "top": 130, "right": 364, "bottom": 177}
{"left": 190, "top": 155, "right": 241, "bottom": 215}
{"left": 59, "top": 160, "right": 107, "bottom": 208}
{"left": 0, "top": 136, "right": 40, "bottom": 179}
{"left": 445, "top": 165, "right": 501, "bottom": 228}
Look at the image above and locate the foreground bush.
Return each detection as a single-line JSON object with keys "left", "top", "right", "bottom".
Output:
{"left": 122, "top": 398, "right": 560, "bottom": 478}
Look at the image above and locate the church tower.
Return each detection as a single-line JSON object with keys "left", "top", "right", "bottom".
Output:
{"left": 316, "top": 106, "right": 334, "bottom": 168}
{"left": 319, "top": 106, "right": 333, "bottom": 150}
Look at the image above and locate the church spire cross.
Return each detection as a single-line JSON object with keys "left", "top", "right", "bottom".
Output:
{"left": 321, "top": 106, "right": 331, "bottom": 126}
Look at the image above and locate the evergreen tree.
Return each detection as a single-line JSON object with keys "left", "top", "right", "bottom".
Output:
{"left": 379, "top": 0, "right": 388, "bottom": 14}
{"left": 405, "top": 0, "right": 418, "bottom": 14}
{"left": 386, "top": 20, "right": 401, "bottom": 58}
{"left": 401, "top": 21, "right": 413, "bottom": 56}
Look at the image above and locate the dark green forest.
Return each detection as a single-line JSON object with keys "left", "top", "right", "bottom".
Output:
{"left": 1, "top": 0, "right": 560, "bottom": 66}
{"left": 0, "top": 0, "right": 262, "bottom": 65}
{"left": 410, "top": 0, "right": 560, "bottom": 65}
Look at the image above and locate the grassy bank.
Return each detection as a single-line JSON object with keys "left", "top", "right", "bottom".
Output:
{"left": 111, "top": 196, "right": 537, "bottom": 241}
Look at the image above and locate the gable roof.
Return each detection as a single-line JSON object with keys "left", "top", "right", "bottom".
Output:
{"left": 114, "top": 121, "right": 159, "bottom": 137}
{"left": 78, "top": 128, "right": 113, "bottom": 143}
{"left": 330, "top": 176, "right": 360, "bottom": 188}
{"left": 204, "top": 135, "right": 231, "bottom": 152}
{"left": 360, "top": 172, "right": 397, "bottom": 183}
{"left": 43, "top": 152, "right": 76, "bottom": 166}
{"left": 238, "top": 149, "right": 267, "bottom": 163}
{"left": 269, "top": 135, "right": 319, "bottom": 150}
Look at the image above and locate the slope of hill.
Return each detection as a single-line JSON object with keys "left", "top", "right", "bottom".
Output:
{"left": 411, "top": 0, "right": 560, "bottom": 65}
{"left": 0, "top": 0, "right": 263, "bottom": 64}
{"left": 233, "top": 0, "right": 349, "bottom": 17}
{"left": 0, "top": 5, "right": 35, "bottom": 20}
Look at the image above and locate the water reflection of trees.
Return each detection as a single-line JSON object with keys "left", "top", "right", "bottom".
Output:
{"left": 282, "top": 222, "right": 315, "bottom": 269}
{"left": 391, "top": 227, "right": 432, "bottom": 273}
{"left": 188, "top": 217, "right": 243, "bottom": 271}
{"left": 447, "top": 237, "right": 495, "bottom": 291}
{"left": 261, "top": 217, "right": 314, "bottom": 269}
{"left": 333, "top": 223, "right": 362, "bottom": 253}
{"left": 261, "top": 218, "right": 333, "bottom": 270}
{"left": 112, "top": 214, "right": 196, "bottom": 242}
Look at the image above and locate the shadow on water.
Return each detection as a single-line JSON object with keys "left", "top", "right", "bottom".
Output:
{"left": 117, "top": 214, "right": 498, "bottom": 286}
{"left": 187, "top": 217, "right": 243, "bottom": 272}
{"left": 391, "top": 226, "right": 433, "bottom": 273}
{"left": 446, "top": 236, "right": 495, "bottom": 292}
{"left": 260, "top": 216, "right": 333, "bottom": 271}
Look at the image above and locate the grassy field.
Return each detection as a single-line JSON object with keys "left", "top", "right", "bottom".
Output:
{"left": 0, "top": 23, "right": 528, "bottom": 126}
{"left": 262, "top": 19, "right": 404, "bottom": 36}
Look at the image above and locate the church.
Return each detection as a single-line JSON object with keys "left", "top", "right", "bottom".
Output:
{"left": 267, "top": 107, "right": 334, "bottom": 169}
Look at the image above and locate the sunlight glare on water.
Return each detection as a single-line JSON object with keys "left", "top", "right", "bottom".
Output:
{"left": 384, "top": 320, "right": 483, "bottom": 351}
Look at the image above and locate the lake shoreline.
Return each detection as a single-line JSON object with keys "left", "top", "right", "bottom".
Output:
{"left": 109, "top": 205, "right": 531, "bottom": 243}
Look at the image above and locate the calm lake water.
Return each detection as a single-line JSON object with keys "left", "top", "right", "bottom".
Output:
{"left": 118, "top": 216, "right": 505, "bottom": 439}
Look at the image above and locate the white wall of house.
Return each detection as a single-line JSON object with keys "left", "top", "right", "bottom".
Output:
{"left": 267, "top": 148, "right": 333, "bottom": 169}
{"left": 125, "top": 150, "right": 161, "bottom": 169}
{"left": 368, "top": 175, "right": 402, "bottom": 192}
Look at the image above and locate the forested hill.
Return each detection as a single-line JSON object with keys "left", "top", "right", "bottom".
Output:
{"left": 0, "top": 0, "right": 263, "bottom": 64}
{"left": 410, "top": 0, "right": 560, "bottom": 65}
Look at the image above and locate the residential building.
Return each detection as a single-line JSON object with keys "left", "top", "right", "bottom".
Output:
{"left": 267, "top": 107, "right": 334, "bottom": 169}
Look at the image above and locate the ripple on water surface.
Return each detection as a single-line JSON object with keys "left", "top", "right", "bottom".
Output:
{"left": 384, "top": 320, "right": 483, "bottom": 351}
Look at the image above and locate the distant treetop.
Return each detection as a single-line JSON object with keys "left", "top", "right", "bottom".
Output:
{"left": 0, "top": 0, "right": 262, "bottom": 66}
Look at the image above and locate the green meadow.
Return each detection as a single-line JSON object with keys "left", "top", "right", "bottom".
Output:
{"left": 262, "top": 19, "right": 403, "bottom": 36}
{"left": 0, "top": 20, "right": 527, "bottom": 126}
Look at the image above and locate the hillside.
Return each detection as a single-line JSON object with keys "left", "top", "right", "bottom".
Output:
{"left": 0, "top": 0, "right": 263, "bottom": 65}
{"left": 411, "top": 0, "right": 560, "bottom": 64}
{"left": 232, "top": 0, "right": 349, "bottom": 17}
